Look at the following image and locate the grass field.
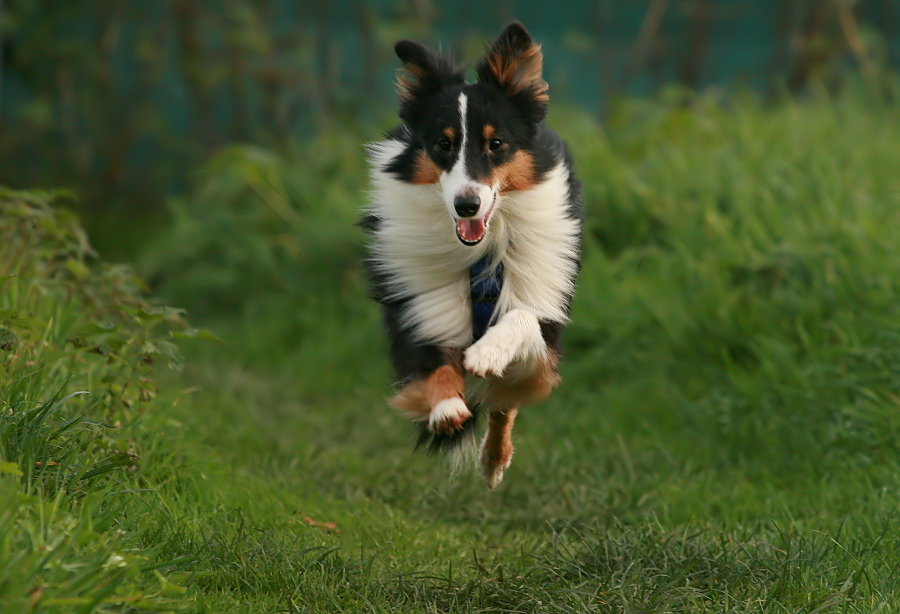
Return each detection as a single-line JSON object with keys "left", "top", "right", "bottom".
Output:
{"left": 3, "top": 83, "right": 900, "bottom": 612}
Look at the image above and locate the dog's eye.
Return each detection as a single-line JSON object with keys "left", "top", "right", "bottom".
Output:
{"left": 488, "top": 137, "right": 503, "bottom": 151}
{"left": 437, "top": 138, "right": 452, "bottom": 152}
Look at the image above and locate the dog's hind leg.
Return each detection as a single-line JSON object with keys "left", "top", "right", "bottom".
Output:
{"left": 479, "top": 353, "right": 561, "bottom": 488}
{"left": 479, "top": 407, "right": 518, "bottom": 489}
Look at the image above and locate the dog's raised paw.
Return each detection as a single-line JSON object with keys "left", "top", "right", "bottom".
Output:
{"left": 428, "top": 398, "right": 471, "bottom": 434}
{"left": 464, "top": 336, "right": 514, "bottom": 378}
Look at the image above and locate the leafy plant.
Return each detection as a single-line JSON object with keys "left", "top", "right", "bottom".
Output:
{"left": 137, "top": 134, "right": 374, "bottom": 369}
{"left": 0, "top": 188, "right": 198, "bottom": 610}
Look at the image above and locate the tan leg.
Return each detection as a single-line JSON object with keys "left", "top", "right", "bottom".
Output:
{"left": 389, "top": 365, "right": 470, "bottom": 434}
{"left": 478, "top": 351, "right": 561, "bottom": 489}
{"left": 479, "top": 407, "right": 519, "bottom": 489}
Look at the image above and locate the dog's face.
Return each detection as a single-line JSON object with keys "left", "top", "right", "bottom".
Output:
{"left": 390, "top": 22, "right": 549, "bottom": 246}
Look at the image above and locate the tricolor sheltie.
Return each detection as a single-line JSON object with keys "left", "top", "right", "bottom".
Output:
{"left": 363, "top": 22, "right": 583, "bottom": 489}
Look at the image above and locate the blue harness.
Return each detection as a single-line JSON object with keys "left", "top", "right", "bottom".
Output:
{"left": 470, "top": 256, "right": 504, "bottom": 341}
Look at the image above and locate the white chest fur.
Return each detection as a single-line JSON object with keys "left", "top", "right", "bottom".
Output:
{"left": 367, "top": 139, "right": 580, "bottom": 348}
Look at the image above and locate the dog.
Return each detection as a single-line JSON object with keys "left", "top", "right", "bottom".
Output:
{"left": 362, "top": 22, "right": 583, "bottom": 489}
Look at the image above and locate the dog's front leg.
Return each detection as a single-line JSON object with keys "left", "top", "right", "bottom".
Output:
{"left": 390, "top": 363, "right": 471, "bottom": 435}
{"left": 464, "top": 309, "right": 545, "bottom": 378}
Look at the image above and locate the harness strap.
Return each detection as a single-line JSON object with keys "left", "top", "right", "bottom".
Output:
{"left": 470, "top": 256, "right": 504, "bottom": 341}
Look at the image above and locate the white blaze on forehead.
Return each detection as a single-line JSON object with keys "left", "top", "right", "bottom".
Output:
{"left": 439, "top": 93, "right": 469, "bottom": 205}
{"left": 439, "top": 92, "right": 495, "bottom": 220}
{"left": 457, "top": 94, "right": 468, "bottom": 174}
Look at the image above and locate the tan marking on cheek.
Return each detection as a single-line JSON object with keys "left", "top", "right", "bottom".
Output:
{"left": 485, "top": 351, "right": 560, "bottom": 408}
{"left": 490, "top": 150, "right": 537, "bottom": 193}
{"left": 389, "top": 364, "right": 465, "bottom": 419}
{"left": 411, "top": 150, "right": 440, "bottom": 185}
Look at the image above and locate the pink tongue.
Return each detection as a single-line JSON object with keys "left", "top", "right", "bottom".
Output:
{"left": 456, "top": 218, "right": 486, "bottom": 243}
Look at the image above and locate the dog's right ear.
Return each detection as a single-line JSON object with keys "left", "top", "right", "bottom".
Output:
{"left": 394, "top": 40, "right": 464, "bottom": 122}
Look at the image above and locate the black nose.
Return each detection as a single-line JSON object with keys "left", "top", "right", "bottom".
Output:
{"left": 454, "top": 195, "right": 481, "bottom": 218}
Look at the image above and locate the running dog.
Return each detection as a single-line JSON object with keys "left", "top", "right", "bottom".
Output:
{"left": 362, "top": 22, "right": 583, "bottom": 488}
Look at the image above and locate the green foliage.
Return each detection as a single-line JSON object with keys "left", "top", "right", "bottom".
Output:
{"left": 562, "top": 83, "right": 900, "bottom": 477}
{"left": 139, "top": 134, "right": 367, "bottom": 318}
{"left": 0, "top": 188, "right": 188, "bottom": 424}
{"left": 138, "top": 132, "right": 380, "bottom": 375}
{"left": 0, "top": 188, "right": 194, "bottom": 611}
{"left": 0, "top": 484, "right": 192, "bottom": 612}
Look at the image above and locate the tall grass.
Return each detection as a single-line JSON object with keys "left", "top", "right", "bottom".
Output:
{"left": 0, "top": 189, "right": 196, "bottom": 611}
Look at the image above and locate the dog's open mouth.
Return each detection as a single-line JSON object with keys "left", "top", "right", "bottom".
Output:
{"left": 455, "top": 205, "right": 494, "bottom": 246}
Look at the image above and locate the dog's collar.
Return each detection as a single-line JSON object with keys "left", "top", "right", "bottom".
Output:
{"left": 470, "top": 256, "right": 503, "bottom": 341}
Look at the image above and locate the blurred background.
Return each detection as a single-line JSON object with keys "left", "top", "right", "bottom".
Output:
{"left": 2, "top": 1, "right": 897, "bottom": 257}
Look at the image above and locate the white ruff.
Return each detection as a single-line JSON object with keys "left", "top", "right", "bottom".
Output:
{"left": 366, "top": 139, "right": 579, "bottom": 348}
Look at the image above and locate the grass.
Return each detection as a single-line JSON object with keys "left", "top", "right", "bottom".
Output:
{"left": 3, "top": 79, "right": 900, "bottom": 612}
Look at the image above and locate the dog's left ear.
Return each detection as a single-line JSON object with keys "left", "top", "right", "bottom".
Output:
{"left": 476, "top": 22, "right": 548, "bottom": 120}
{"left": 394, "top": 40, "right": 464, "bottom": 124}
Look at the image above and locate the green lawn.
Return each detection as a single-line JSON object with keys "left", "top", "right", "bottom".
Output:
{"left": 3, "top": 82, "right": 900, "bottom": 612}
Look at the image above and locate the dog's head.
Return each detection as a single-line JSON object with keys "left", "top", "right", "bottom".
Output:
{"left": 391, "top": 22, "right": 548, "bottom": 246}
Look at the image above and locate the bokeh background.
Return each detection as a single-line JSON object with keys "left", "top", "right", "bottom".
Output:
{"left": 3, "top": 0, "right": 898, "bottom": 250}
{"left": 3, "top": 1, "right": 900, "bottom": 610}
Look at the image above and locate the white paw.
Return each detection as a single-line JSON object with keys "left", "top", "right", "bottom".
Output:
{"left": 428, "top": 398, "right": 471, "bottom": 435}
{"left": 479, "top": 439, "right": 513, "bottom": 490}
{"left": 464, "top": 335, "right": 515, "bottom": 378}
